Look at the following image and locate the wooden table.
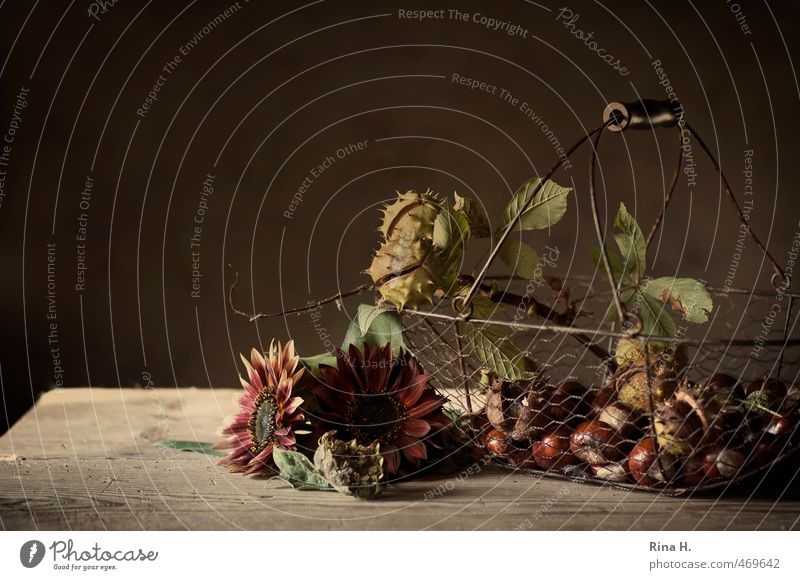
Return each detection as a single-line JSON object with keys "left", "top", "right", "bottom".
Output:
{"left": 1, "top": 388, "right": 798, "bottom": 530}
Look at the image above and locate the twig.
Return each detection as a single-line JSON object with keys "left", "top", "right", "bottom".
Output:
{"left": 226, "top": 266, "right": 373, "bottom": 322}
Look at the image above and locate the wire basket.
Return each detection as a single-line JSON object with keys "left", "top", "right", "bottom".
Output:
{"left": 398, "top": 99, "right": 800, "bottom": 495}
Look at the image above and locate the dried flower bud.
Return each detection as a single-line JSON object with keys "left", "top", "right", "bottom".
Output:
{"left": 313, "top": 431, "right": 383, "bottom": 499}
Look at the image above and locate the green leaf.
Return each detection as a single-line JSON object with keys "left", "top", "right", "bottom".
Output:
{"left": 612, "top": 203, "right": 647, "bottom": 284}
{"left": 638, "top": 292, "right": 678, "bottom": 337}
{"left": 272, "top": 448, "right": 334, "bottom": 492}
{"left": 592, "top": 246, "right": 635, "bottom": 286}
{"left": 642, "top": 277, "right": 714, "bottom": 324}
{"left": 156, "top": 440, "right": 225, "bottom": 457}
{"left": 453, "top": 193, "right": 490, "bottom": 238}
{"left": 356, "top": 304, "right": 390, "bottom": 337}
{"left": 431, "top": 202, "right": 470, "bottom": 293}
{"left": 470, "top": 295, "right": 504, "bottom": 319}
{"left": 601, "top": 287, "right": 636, "bottom": 324}
{"left": 300, "top": 353, "right": 337, "bottom": 379}
{"left": 499, "top": 239, "right": 541, "bottom": 280}
{"left": 342, "top": 305, "right": 407, "bottom": 354}
{"left": 463, "top": 324, "right": 534, "bottom": 381}
{"left": 500, "top": 178, "right": 571, "bottom": 232}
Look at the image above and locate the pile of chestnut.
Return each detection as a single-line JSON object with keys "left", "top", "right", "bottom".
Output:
{"left": 479, "top": 357, "right": 799, "bottom": 489}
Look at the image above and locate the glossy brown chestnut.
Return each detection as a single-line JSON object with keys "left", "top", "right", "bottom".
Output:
{"left": 597, "top": 402, "right": 640, "bottom": 438}
{"left": 531, "top": 428, "right": 579, "bottom": 470}
{"left": 570, "top": 420, "right": 624, "bottom": 464}
{"left": 483, "top": 428, "right": 510, "bottom": 456}
{"left": 745, "top": 378, "right": 787, "bottom": 403}
{"left": 591, "top": 385, "right": 616, "bottom": 414}
{"left": 627, "top": 437, "right": 677, "bottom": 486}
{"left": 702, "top": 444, "right": 746, "bottom": 480}
{"left": 764, "top": 415, "right": 795, "bottom": 441}
{"left": 680, "top": 454, "right": 706, "bottom": 487}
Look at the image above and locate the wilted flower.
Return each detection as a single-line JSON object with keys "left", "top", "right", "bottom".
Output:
{"left": 216, "top": 340, "right": 305, "bottom": 475}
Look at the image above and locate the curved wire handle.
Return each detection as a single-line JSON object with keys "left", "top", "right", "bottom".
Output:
{"left": 457, "top": 98, "right": 789, "bottom": 329}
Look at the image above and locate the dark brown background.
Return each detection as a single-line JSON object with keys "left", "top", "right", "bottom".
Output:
{"left": 1, "top": 0, "right": 798, "bottom": 433}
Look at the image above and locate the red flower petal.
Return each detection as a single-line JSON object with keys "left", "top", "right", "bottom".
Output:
{"left": 403, "top": 418, "right": 431, "bottom": 438}
{"left": 408, "top": 395, "right": 447, "bottom": 419}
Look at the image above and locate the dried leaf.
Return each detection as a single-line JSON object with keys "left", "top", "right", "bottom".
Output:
{"left": 643, "top": 277, "right": 713, "bottom": 324}
{"left": 273, "top": 448, "right": 333, "bottom": 491}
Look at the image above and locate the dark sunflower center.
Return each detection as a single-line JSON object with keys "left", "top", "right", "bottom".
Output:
{"left": 347, "top": 394, "right": 407, "bottom": 445}
{"left": 248, "top": 391, "right": 277, "bottom": 453}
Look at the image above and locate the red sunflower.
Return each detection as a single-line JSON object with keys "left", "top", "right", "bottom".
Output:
{"left": 313, "top": 344, "right": 450, "bottom": 475}
{"left": 216, "top": 340, "right": 305, "bottom": 475}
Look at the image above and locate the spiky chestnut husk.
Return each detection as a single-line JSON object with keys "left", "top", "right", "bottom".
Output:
{"left": 615, "top": 366, "right": 678, "bottom": 413}
{"left": 367, "top": 190, "right": 443, "bottom": 309}
{"left": 613, "top": 337, "right": 688, "bottom": 370}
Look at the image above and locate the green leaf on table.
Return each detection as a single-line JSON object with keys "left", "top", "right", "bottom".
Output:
{"left": 156, "top": 440, "right": 225, "bottom": 457}
{"left": 500, "top": 178, "right": 571, "bottom": 232}
{"left": 499, "top": 239, "right": 541, "bottom": 280}
{"left": 453, "top": 193, "right": 490, "bottom": 238}
{"left": 342, "top": 305, "right": 407, "bottom": 354}
{"left": 612, "top": 203, "right": 647, "bottom": 284}
{"left": 432, "top": 202, "right": 470, "bottom": 293}
{"left": 300, "top": 353, "right": 338, "bottom": 379}
{"left": 463, "top": 324, "right": 535, "bottom": 381}
{"left": 273, "top": 448, "right": 334, "bottom": 492}
{"left": 642, "top": 277, "right": 714, "bottom": 324}
{"left": 638, "top": 292, "right": 678, "bottom": 337}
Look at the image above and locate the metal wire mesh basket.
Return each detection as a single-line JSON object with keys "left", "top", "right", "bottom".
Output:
{"left": 398, "top": 100, "right": 800, "bottom": 495}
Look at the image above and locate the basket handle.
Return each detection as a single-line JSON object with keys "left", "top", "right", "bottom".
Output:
{"left": 457, "top": 98, "right": 788, "bottom": 323}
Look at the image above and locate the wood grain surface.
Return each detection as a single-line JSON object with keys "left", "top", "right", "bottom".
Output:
{"left": 1, "top": 388, "right": 798, "bottom": 530}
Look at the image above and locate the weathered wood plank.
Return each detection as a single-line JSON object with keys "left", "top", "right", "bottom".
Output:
{"left": 0, "top": 388, "right": 798, "bottom": 530}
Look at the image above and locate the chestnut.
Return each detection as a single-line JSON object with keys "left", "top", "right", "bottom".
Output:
{"left": 700, "top": 373, "right": 744, "bottom": 407}
{"left": 597, "top": 402, "right": 640, "bottom": 439}
{"left": 508, "top": 446, "right": 536, "bottom": 469}
{"left": 702, "top": 444, "right": 746, "bottom": 480}
{"left": 764, "top": 415, "right": 795, "bottom": 441}
{"left": 705, "top": 373, "right": 739, "bottom": 392}
{"left": 483, "top": 428, "right": 510, "bottom": 456}
{"left": 751, "top": 434, "right": 783, "bottom": 468}
{"left": 553, "top": 380, "right": 590, "bottom": 418}
{"left": 745, "top": 378, "right": 787, "bottom": 403}
{"left": 679, "top": 454, "right": 707, "bottom": 487}
{"left": 531, "top": 428, "right": 579, "bottom": 470}
{"left": 627, "top": 437, "right": 677, "bottom": 487}
{"left": 591, "top": 385, "right": 616, "bottom": 414}
{"left": 570, "top": 420, "right": 624, "bottom": 464}
{"left": 590, "top": 462, "right": 628, "bottom": 482}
